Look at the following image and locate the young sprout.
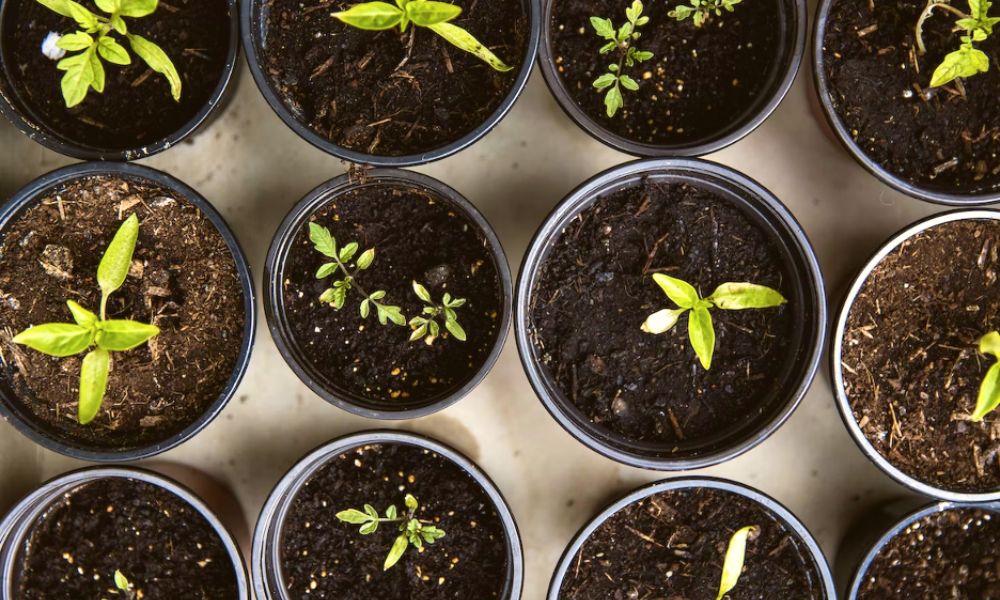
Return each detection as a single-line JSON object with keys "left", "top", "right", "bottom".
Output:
{"left": 640, "top": 274, "right": 786, "bottom": 370}
{"left": 12, "top": 214, "right": 160, "bottom": 425}
{"left": 971, "top": 331, "right": 1000, "bottom": 421}
{"left": 915, "top": 0, "right": 999, "bottom": 88}
{"left": 408, "top": 281, "right": 467, "bottom": 345}
{"left": 114, "top": 569, "right": 135, "bottom": 599}
{"left": 336, "top": 493, "right": 446, "bottom": 571}
{"left": 310, "top": 223, "right": 405, "bottom": 327}
{"left": 34, "top": 0, "right": 181, "bottom": 107}
{"left": 590, "top": 0, "right": 655, "bottom": 117}
{"left": 332, "top": 0, "right": 512, "bottom": 72}
{"left": 669, "top": 0, "right": 745, "bottom": 27}
{"left": 716, "top": 525, "right": 758, "bottom": 600}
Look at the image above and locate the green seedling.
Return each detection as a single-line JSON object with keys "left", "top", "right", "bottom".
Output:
{"left": 915, "top": 0, "right": 999, "bottom": 88}
{"left": 640, "top": 273, "right": 786, "bottom": 370}
{"left": 590, "top": 0, "right": 655, "bottom": 117}
{"left": 114, "top": 570, "right": 135, "bottom": 599}
{"left": 408, "top": 281, "right": 467, "bottom": 344}
{"left": 336, "top": 493, "right": 446, "bottom": 571}
{"left": 34, "top": 0, "right": 181, "bottom": 107}
{"left": 972, "top": 331, "right": 1000, "bottom": 421}
{"left": 12, "top": 215, "right": 160, "bottom": 425}
{"left": 716, "top": 525, "right": 758, "bottom": 600}
{"left": 669, "top": 0, "right": 744, "bottom": 27}
{"left": 332, "top": 0, "right": 512, "bottom": 72}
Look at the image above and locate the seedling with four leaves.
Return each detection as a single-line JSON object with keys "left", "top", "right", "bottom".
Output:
{"left": 336, "top": 493, "right": 446, "bottom": 571}
{"left": 669, "top": 0, "right": 745, "bottom": 27}
{"left": 914, "top": 0, "right": 999, "bottom": 88}
{"left": 640, "top": 273, "right": 786, "bottom": 369}
{"left": 34, "top": 0, "right": 181, "bottom": 107}
{"left": 716, "top": 525, "right": 758, "bottom": 600}
{"left": 408, "top": 281, "right": 467, "bottom": 344}
{"left": 971, "top": 331, "right": 1000, "bottom": 421}
{"left": 12, "top": 214, "right": 160, "bottom": 425}
{"left": 590, "top": 0, "right": 655, "bottom": 118}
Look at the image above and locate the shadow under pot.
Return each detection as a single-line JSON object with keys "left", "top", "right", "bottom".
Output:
{"left": 549, "top": 477, "right": 835, "bottom": 599}
{"left": 252, "top": 430, "right": 524, "bottom": 599}
{"left": 0, "top": 466, "right": 250, "bottom": 599}
{"left": 0, "top": 162, "right": 255, "bottom": 461}
{"left": 0, "top": 0, "right": 239, "bottom": 161}
{"left": 538, "top": 0, "right": 805, "bottom": 156}
{"left": 814, "top": 0, "right": 1000, "bottom": 205}
{"left": 515, "top": 158, "right": 826, "bottom": 469}
{"left": 832, "top": 210, "right": 1000, "bottom": 501}
{"left": 241, "top": 0, "right": 540, "bottom": 166}
{"left": 264, "top": 169, "right": 511, "bottom": 419}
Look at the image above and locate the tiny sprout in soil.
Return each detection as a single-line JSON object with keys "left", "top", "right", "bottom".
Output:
{"left": 332, "top": 0, "right": 512, "bottom": 72}
{"left": 590, "top": 0, "right": 654, "bottom": 117}
{"left": 336, "top": 493, "right": 446, "bottom": 571}
{"left": 409, "top": 281, "right": 467, "bottom": 344}
{"left": 669, "top": 0, "right": 745, "bottom": 28}
{"left": 114, "top": 569, "right": 136, "bottom": 599}
{"left": 12, "top": 214, "right": 160, "bottom": 425}
{"left": 34, "top": 0, "right": 182, "bottom": 107}
{"left": 915, "top": 0, "right": 1000, "bottom": 88}
{"left": 640, "top": 273, "right": 786, "bottom": 370}
{"left": 716, "top": 525, "right": 758, "bottom": 600}
{"left": 972, "top": 331, "right": 1000, "bottom": 421}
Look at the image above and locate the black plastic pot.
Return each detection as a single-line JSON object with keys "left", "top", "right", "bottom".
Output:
{"left": 515, "top": 158, "right": 826, "bottom": 470}
{"left": 0, "top": 465, "right": 251, "bottom": 598}
{"left": 813, "top": 0, "right": 1000, "bottom": 206}
{"left": 547, "top": 476, "right": 837, "bottom": 599}
{"left": 831, "top": 209, "right": 1000, "bottom": 502}
{"left": 264, "top": 168, "right": 512, "bottom": 419}
{"left": 240, "top": 0, "right": 540, "bottom": 167}
{"left": 0, "top": 0, "right": 240, "bottom": 161}
{"left": 0, "top": 162, "right": 256, "bottom": 462}
{"left": 251, "top": 429, "right": 524, "bottom": 599}
{"left": 538, "top": 0, "right": 806, "bottom": 157}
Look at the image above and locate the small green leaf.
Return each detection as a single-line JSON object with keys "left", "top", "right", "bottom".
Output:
{"left": 309, "top": 223, "right": 337, "bottom": 258}
{"left": 127, "top": 33, "right": 182, "bottom": 100}
{"left": 445, "top": 317, "right": 466, "bottom": 341}
{"left": 981, "top": 331, "right": 1000, "bottom": 357}
{"left": 377, "top": 304, "right": 406, "bottom": 326}
{"left": 384, "top": 533, "right": 409, "bottom": 570}
{"left": 319, "top": 288, "right": 337, "bottom": 304}
{"left": 651, "top": 273, "right": 700, "bottom": 308}
{"left": 35, "top": 0, "right": 83, "bottom": 18}
{"left": 59, "top": 49, "right": 96, "bottom": 108}
{"left": 708, "top": 282, "right": 787, "bottom": 310}
{"left": 339, "top": 242, "right": 359, "bottom": 263}
{"left": 13, "top": 323, "right": 94, "bottom": 357}
{"left": 406, "top": 0, "right": 461, "bottom": 26}
{"left": 716, "top": 525, "right": 758, "bottom": 600}
{"left": 333, "top": 2, "right": 404, "bottom": 30}
{"left": 114, "top": 570, "right": 130, "bottom": 592}
{"left": 336, "top": 508, "right": 371, "bottom": 524}
{"left": 98, "top": 214, "right": 139, "bottom": 299}
{"left": 385, "top": 505, "right": 398, "bottom": 520}
{"left": 405, "top": 493, "right": 418, "bottom": 510}
{"left": 409, "top": 323, "right": 428, "bottom": 342}
{"left": 316, "top": 262, "right": 338, "bottom": 279}
{"left": 110, "top": 14, "right": 127, "bottom": 33}
{"left": 604, "top": 84, "right": 623, "bottom": 117}
{"left": 356, "top": 248, "right": 375, "bottom": 270}
{"left": 972, "top": 363, "right": 1000, "bottom": 422}
{"left": 94, "top": 0, "right": 116, "bottom": 13}
{"left": 66, "top": 300, "right": 98, "bottom": 328}
{"left": 427, "top": 22, "right": 512, "bottom": 72}
{"left": 590, "top": 16, "right": 615, "bottom": 38}
{"left": 593, "top": 73, "right": 617, "bottom": 90}
{"left": 331, "top": 286, "right": 348, "bottom": 309}
{"left": 360, "top": 298, "right": 371, "bottom": 319}
{"left": 117, "top": 0, "right": 158, "bottom": 17}
{"left": 688, "top": 307, "right": 715, "bottom": 370}
{"left": 89, "top": 48, "right": 105, "bottom": 92}
{"left": 412, "top": 281, "right": 432, "bottom": 303}
{"left": 98, "top": 37, "right": 131, "bottom": 65}
{"left": 79, "top": 348, "right": 110, "bottom": 424}
{"left": 65, "top": 1, "right": 100, "bottom": 29}
{"left": 96, "top": 320, "right": 159, "bottom": 351}
{"left": 359, "top": 521, "right": 378, "bottom": 535}
{"left": 930, "top": 45, "right": 990, "bottom": 87}
{"left": 640, "top": 308, "right": 687, "bottom": 334}
{"left": 619, "top": 74, "right": 639, "bottom": 91}
{"left": 56, "top": 32, "right": 94, "bottom": 51}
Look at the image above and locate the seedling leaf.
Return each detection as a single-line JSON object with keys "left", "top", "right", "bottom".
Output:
{"left": 427, "top": 22, "right": 513, "bottom": 71}
{"left": 96, "top": 320, "right": 160, "bottom": 351}
{"left": 332, "top": 2, "right": 404, "bottom": 30}
{"left": 79, "top": 348, "right": 110, "bottom": 424}
{"left": 640, "top": 308, "right": 687, "bottom": 334}
{"left": 652, "top": 273, "right": 700, "bottom": 308}
{"left": 972, "top": 331, "right": 1000, "bottom": 421}
{"left": 708, "top": 282, "right": 787, "bottom": 310}
{"left": 688, "top": 307, "right": 715, "bottom": 370}
{"left": 97, "top": 214, "right": 139, "bottom": 299}
{"left": 716, "top": 525, "right": 758, "bottom": 600}
{"left": 12, "top": 323, "right": 94, "bottom": 357}
{"left": 127, "top": 33, "right": 181, "bottom": 101}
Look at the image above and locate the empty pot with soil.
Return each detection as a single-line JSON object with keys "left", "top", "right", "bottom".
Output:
{"left": 241, "top": 0, "right": 539, "bottom": 165}
{"left": 0, "top": 0, "right": 239, "bottom": 160}
{"left": 515, "top": 158, "right": 826, "bottom": 469}
{"left": 0, "top": 162, "right": 255, "bottom": 461}
{"left": 539, "top": 0, "right": 806, "bottom": 156}
{"left": 264, "top": 169, "right": 511, "bottom": 419}
{"left": 815, "top": 0, "right": 1000, "bottom": 205}
{"left": 0, "top": 466, "right": 250, "bottom": 599}
{"left": 833, "top": 210, "right": 1000, "bottom": 501}
{"left": 548, "top": 477, "right": 835, "bottom": 599}
{"left": 251, "top": 430, "right": 524, "bottom": 599}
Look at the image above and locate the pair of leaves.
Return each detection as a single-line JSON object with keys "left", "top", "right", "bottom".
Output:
{"left": 640, "top": 273, "right": 786, "bottom": 370}
{"left": 332, "top": 0, "right": 512, "bottom": 71}
{"left": 409, "top": 281, "right": 467, "bottom": 343}
{"left": 972, "top": 331, "right": 1000, "bottom": 421}
{"left": 669, "top": 0, "right": 744, "bottom": 27}
{"left": 590, "top": 1, "right": 654, "bottom": 117}
{"left": 336, "top": 494, "right": 446, "bottom": 571}
{"left": 716, "top": 525, "right": 758, "bottom": 600}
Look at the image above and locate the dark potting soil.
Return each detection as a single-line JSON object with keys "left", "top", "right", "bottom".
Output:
{"left": 559, "top": 487, "right": 823, "bottom": 599}
{"left": 2, "top": 0, "right": 230, "bottom": 151}
{"left": 281, "top": 182, "right": 503, "bottom": 410}
{"left": 16, "top": 477, "right": 239, "bottom": 599}
{"left": 280, "top": 442, "right": 510, "bottom": 599}
{"left": 823, "top": 0, "right": 1000, "bottom": 193}
{"left": 261, "top": 0, "right": 529, "bottom": 156}
{"left": 842, "top": 219, "right": 1000, "bottom": 493}
{"left": 550, "top": 0, "right": 783, "bottom": 146}
{"left": 858, "top": 507, "right": 1000, "bottom": 599}
{"left": 529, "top": 179, "right": 795, "bottom": 447}
{"left": 0, "top": 175, "right": 246, "bottom": 451}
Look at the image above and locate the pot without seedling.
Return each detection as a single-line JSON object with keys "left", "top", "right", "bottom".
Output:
{"left": 548, "top": 477, "right": 836, "bottom": 599}
{"left": 0, "top": 466, "right": 250, "bottom": 599}
{"left": 0, "top": 0, "right": 239, "bottom": 161}
{"left": 538, "top": 0, "right": 805, "bottom": 156}
{"left": 832, "top": 210, "right": 1000, "bottom": 502}
{"left": 264, "top": 168, "right": 511, "bottom": 419}
{"left": 814, "top": 0, "right": 1000, "bottom": 205}
{"left": 0, "top": 162, "right": 255, "bottom": 462}
{"left": 515, "top": 158, "right": 825, "bottom": 470}
{"left": 251, "top": 430, "right": 524, "bottom": 600}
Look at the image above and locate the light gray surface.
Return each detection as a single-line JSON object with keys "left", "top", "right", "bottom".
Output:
{"left": 0, "top": 18, "right": 950, "bottom": 596}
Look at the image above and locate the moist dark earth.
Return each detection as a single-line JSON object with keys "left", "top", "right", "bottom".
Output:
{"left": 281, "top": 182, "right": 503, "bottom": 411}
{"left": 559, "top": 487, "right": 824, "bottom": 599}
{"left": 823, "top": 0, "right": 1000, "bottom": 193}
{"left": 530, "top": 179, "right": 796, "bottom": 449}
{"left": 842, "top": 219, "right": 1000, "bottom": 493}
{"left": 280, "top": 442, "right": 510, "bottom": 599}
{"left": 261, "top": 0, "right": 529, "bottom": 156}
{"left": 3, "top": 0, "right": 231, "bottom": 151}
{"left": 858, "top": 507, "right": 1000, "bottom": 599}
{"left": 0, "top": 175, "right": 246, "bottom": 451}
{"left": 16, "top": 477, "right": 239, "bottom": 599}
{"left": 551, "top": 0, "right": 783, "bottom": 146}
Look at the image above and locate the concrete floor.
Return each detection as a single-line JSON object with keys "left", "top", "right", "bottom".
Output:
{"left": 0, "top": 9, "right": 955, "bottom": 596}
